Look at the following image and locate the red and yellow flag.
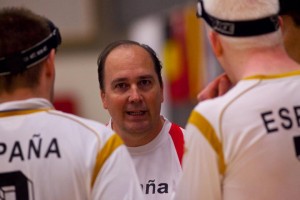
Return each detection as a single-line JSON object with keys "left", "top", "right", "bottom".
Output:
{"left": 163, "top": 6, "right": 205, "bottom": 103}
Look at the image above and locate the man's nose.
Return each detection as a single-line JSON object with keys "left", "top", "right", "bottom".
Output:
{"left": 128, "top": 86, "right": 142, "bottom": 103}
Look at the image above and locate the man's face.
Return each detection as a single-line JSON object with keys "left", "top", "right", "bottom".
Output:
{"left": 101, "top": 45, "right": 164, "bottom": 139}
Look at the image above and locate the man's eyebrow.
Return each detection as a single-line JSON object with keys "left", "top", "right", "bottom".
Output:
{"left": 110, "top": 75, "right": 155, "bottom": 85}
{"left": 138, "top": 75, "right": 154, "bottom": 80}
{"left": 111, "top": 78, "right": 127, "bottom": 85}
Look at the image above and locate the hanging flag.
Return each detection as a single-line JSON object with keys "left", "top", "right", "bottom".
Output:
{"left": 163, "top": 6, "right": 205, "bottom": 104}
{"left": 184, "top": 6, "right": 205, "bottom": 101}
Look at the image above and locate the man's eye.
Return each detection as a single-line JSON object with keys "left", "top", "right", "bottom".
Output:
{"left": 115, "top": 83, "right": 127, "bottom": 89}
{"left": 139, "top": 80, "right": 152, "bottom": 89}
{"left": 139, "top": 80, "right": 152, "bottom": 87}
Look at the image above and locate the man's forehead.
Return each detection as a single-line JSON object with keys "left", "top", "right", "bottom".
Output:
{"left": 105, "top": 47, "right": 154, "bottom": 71}
{"left": 110, "top": 70, "right": 155, "bottom": 81}
{"left": 108, "top": 44, "right": 150, "bottom": 59}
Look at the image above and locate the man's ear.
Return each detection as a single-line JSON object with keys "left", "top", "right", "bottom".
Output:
{"left": 45, "top": 49, "right": 56, "bottom": 78}
{"left": 100, "top": 90, "right": 108, "bottom": 109}
{"left": 209, "top": 31, "right": 223, "bottom": 57}
{"left": 278, "top": 15, "right": 285, "bottom": 34}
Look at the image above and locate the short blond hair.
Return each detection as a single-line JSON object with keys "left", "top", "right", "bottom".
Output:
{"left": 203, "top": 0, "right": 281, "bottom": 50}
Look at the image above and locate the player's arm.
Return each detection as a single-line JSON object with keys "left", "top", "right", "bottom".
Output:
{"left": 174, "top": 112, "right": 223, "bottom": 200}
{"left": 91, "top": 133, "right": 144, "bottom": 200}
{"left": 197, "top": 73, "right": 233, "bottom": 102}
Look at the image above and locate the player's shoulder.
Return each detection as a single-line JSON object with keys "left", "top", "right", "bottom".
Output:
{"left": 48, "top": 109, "right": 114, "bottom": 138}
{"left": 195, "top": 80, "right": 257, "bottom": 114}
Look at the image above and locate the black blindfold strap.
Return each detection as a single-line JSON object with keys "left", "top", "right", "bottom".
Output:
{"left": 0, "top": 21, "right": 61, "bottom": 76}
{"left": 196, "top": 0, "right": 280, "bottom": 37}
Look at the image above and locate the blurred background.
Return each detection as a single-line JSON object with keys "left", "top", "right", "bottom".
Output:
{"left": 1, "top": 0, "right": 223, "bottom": 127}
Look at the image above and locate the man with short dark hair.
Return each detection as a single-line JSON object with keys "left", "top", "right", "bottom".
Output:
{"left": 0, "top": 7, "right": 144, "bottom": 200}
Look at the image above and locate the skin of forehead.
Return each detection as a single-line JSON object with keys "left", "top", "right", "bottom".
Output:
{"left": 105, "top": 45, "right": 157, "bottom": 81}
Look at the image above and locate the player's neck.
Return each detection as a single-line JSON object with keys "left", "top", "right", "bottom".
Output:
{"left": 226, "top": 46, "right": 300, "bottom": 83}
{"left": 0, "top": 88, "right": 35, "bottom": 103}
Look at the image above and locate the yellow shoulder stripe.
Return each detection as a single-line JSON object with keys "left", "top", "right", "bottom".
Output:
{"left": 244, "top": 70, "right": 300, "bottom": 80}
{"left": 0, "top": 109, "right": 51, "bottom": 117}
{"left": 91, "top": 133, "right": 124, "bottom": 187}
{"left": 188, "top": 110, "right": 226, "bottom": 175}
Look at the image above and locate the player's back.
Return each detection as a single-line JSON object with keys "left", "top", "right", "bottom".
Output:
{"left": 0, "top": 98, "right": 143, "bottom": 200}
{"left": 202, "top": 71, "right": 300, "bottom": 199}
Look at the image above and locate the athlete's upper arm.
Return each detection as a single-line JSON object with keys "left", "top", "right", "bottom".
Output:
{"left": 174, "top": 117, "right": 222, "bottom": 200}
{"left": 91, "top": 134, "right": 144, "bottom": 200}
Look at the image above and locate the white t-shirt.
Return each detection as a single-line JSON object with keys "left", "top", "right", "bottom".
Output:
{"left": 0, "top": 98, "right": 144, "bottom": 200}
{"left": 108, "top": 118, "right": 185, "bottom": 200}
{"left": 175, "top": 71, "right": 300, "bottom": 200}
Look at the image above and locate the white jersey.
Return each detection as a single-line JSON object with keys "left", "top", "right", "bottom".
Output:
{"left": 175, "top": 71, "right": 300, "bottom": 200}
{"left": 0, "top": 98, "right": 144, "bottom": 200}
{"left": 108, "top": 118, "right": 185, "bottom": 200}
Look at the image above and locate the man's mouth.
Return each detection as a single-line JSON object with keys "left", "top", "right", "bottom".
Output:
{"left": 126, "top": 111, "right": 146, "bottom": 116}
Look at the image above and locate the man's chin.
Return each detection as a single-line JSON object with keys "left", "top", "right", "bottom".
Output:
{"left": 125, "top": 122, "right": 150, "bottom": 134}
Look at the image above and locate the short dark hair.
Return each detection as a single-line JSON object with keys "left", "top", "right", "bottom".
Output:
{"left": 279, "top": 0, "right": 300, "bottom": 26}
{"left": 97, "top": 40, "right": 163, "bottom": 91}
{"left": 0, "top": 7, "right": 53, "bottom": 93}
